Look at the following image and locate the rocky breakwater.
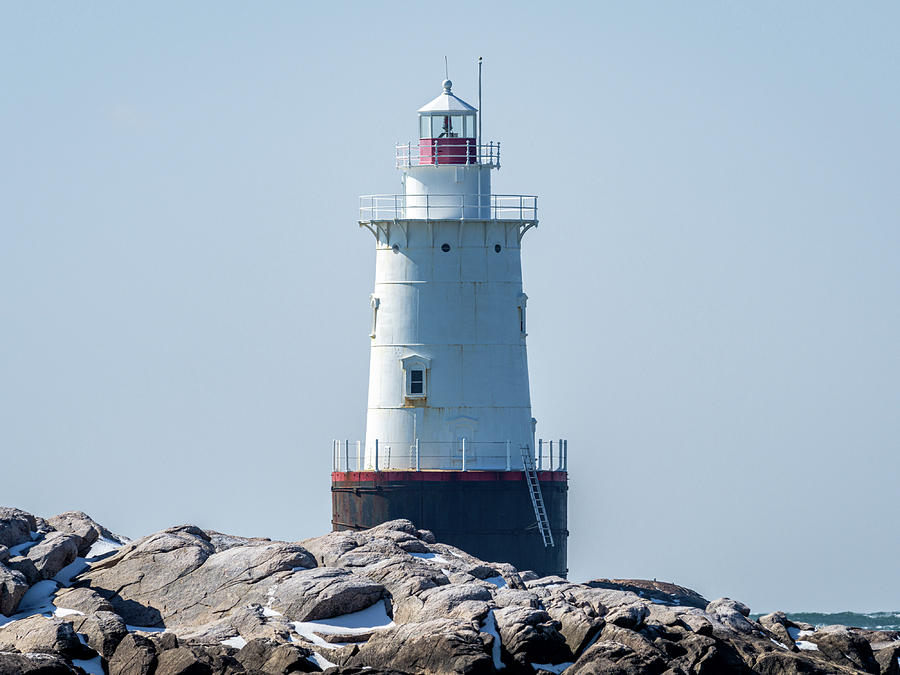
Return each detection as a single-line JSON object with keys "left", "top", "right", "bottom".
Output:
{"left": 2, "top": 506, "right": 899, "bottom": 674}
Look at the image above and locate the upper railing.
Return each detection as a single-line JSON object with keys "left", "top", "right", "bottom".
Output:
{"left": 359, "top": 193, "right": 537, "bottom": 222}
{"left": 331, "top": 438, "right": 568, "bottom": 472}
{"left": 396, "top": 140, "right": 500, "bottom": 168}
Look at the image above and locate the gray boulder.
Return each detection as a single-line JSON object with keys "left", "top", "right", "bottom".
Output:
{"left": 586, "top": 578, "right": 709, "bottom": 609}
{"left": 875, "top": 644, "right": 900, "bottom": 675}
{"left": 0, "top": 564, "right": 29, "bottom": 615}
{"left": 0, "top": 652, "right": 81, "bottom": 674}
{"left": 347, "top": 617, "right": 495, "bottom": 674}
{"left": 404, "top": 583, "right": 492, "bottom": 623}
{"left": 705, "top": 597, "right": 758, "bottom": 634}
{"left": 543, "top": 597, "right": 605, "bottom": 656}
{"left": 47, "top": 511, "right": 102, "bottom": 556}
{"left": 0, "top": 614, "right": 92, "bottom": 658}
{"left": 494, "top": 605, "right": 571, "bottom": 668}
{"left": 109, "top": 633, "right": 159, "bottom": 675}
{"left": 54, "top": 586, "right": 115, "bottom": 614}
{"left": 155, "top": 646, "right": 214, "bottom": 675}
{"left": 568, "top": 639, "right": 668, "bottom": 675}
{"left": 0, "top": 507, "right": 35, "bottom": 549}
{"left": 268, "top": 566, "right": 384, "bottom": 621}
{"left": 80, "top": 524, "right": 318, "bottom": 628}
{"left": 758, "top": 611, "right": 798, "bottom": 650}
{"left": 6, "top": 555, "right": 40, "bottom": 584}
{"left": 606, "top": 602, "right": 649, "bottom": 629}
{"left": 70, "top": 609, "right": 129, "bottom": 658}
{"left": 799, "top": 627, "right": 879, "bottom": 674}
{"left": 235, "top": 638, "right": 317, "bottom": 673}
{"left": 26, "top": 531, "right": 80, "bottom": 580}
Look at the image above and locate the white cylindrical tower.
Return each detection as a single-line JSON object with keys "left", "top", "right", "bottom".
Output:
{"left": 360, "top": 79, "right": 538, "bottom": 471}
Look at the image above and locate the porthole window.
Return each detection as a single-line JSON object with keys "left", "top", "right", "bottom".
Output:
{"left": 392, "top": 244, "right": 400, "bottom": 253}
{"left": 441, "top": 243, "right": 451, "bottom": 252}
{"left": 494, "top": 244, "right": 502, "bottom": 253}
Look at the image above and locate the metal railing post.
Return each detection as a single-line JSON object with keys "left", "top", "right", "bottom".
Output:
{"left": 538, "top": 439, "right": 543, "bottom": 471}
{"left": 332, "top": 440, "right": 336, "bottom": 471}
{"left": 415, "top": 438, "right": 420, "bottom": 472}
{"left": 550, "top": 440, "right": 554, "bottom": 472}
{"left": 558, "top": 439, "right": 563, "bottom": 471}
{"left": 506, "top": 440, "right": 511, "bottom": 471}
{"left": 357, "top": 441, "right": 361, "bottom": 472}
{"left": 374, "top": 439, "right": 379, "bottom": 472}
{"left": 564, "top": 439, "right": 568, "bottom": 471}
{"left": 344, "top": 440, "right": 349, "bottom": 472}
{"left": 461, "top": 438, "right": 467, "bottom": 472}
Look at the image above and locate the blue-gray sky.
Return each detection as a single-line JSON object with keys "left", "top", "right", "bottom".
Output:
{"left": 1, "top": 2, "right": 898, "bottom": 613}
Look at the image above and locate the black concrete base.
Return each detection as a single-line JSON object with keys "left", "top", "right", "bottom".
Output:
{"left": 331, "top": 470, "right": 568, "bottom": 577}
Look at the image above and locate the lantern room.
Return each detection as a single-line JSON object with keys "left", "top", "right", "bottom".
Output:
{"left": 417, "top": 79, "right": 478, "bottom": 165}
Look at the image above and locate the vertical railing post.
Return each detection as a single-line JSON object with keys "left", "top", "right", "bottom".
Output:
{"left": 550, "top": 440, "right": 554, "bottom": 473}
{"left": 558, "top": 439, "right": 563, "bottom": 471}
{"left": 374, "top": 439, "right": 379, "bottom": 472}
{"left": 506, "top": 440, "right": 511, "bottom": 471}
{"left": 538, "top": 439, "right": 543, "bottom": 471}
{"left": 344, "top": 440, "right": 349, "bottom": 472}
{"left": 332, "top": 440, "right": 336, "bottom": 471}
{"left": 415, "top": 438, "right": 420, "bottom": 472}
{"left": 357, "top": 441, "right": 361, "bottom": 472}
{"left": 461, "top": 438, "right": 467, "bottom": 472}
{"left": 564, "top": 440, "right": 568, "bottom": 471}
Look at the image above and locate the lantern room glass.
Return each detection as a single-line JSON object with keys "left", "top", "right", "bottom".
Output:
{"left": 419, "top": 114, "right": 476, "bottom": 139}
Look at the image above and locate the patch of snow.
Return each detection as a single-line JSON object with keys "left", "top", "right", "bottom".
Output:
{"left": 221, "top": 636, "right": 247, "bottom": 649}
{"left": 796, "top": 640, "right": 819, "bottom": 651}
{"left": 797, "top": 629, "right": 815, "bottom": 638}
{"left": 54, "top": 558, "right": 89, "bottom": 587}
{"left": 480, "top": 610, "right": 505, "bottom": 670}
{"left": 86, "top": 536, "right": 122, "bottom": 560}
{"left": 8, "top": 533, "right": 41, "bottom": 557}
{"left": 54, "top": 607, "right": 84, "bottom": 618}
{"left": 71, "top": 656, "right": 104, "bottom": 675}
{"left": 440, "top": 568, "right": 452, "bottom": 576}
{"left": 292, "top": 599, "right": 394, "bottom": 648}
{"left": 651, "top": 598, "right": 667, "bottom": 604}
{"left": 262, "top": 607, "right": 282, "bottom": 618}
{"left": 126, "top": 625, "right": 166, "bottom": 633}
{"left": 531, "top": 662, "right": 573, "bottom": 674}
{"left": 483, "top": 576, "right": 507, "bottom": 589}
{"left": 409, "top": 552, "right": 450, "bottom": 564}
{"left": 769, "top": 638, "right": 789, "bottom": 650}
{"left": 17, "top": 580, "right": 59, "bottom": 613}
{"left": 310, "top": 652, "right": 338, "bottom": 669}
{"left": 786, "top": 626, "right": 800, "bottom": 640}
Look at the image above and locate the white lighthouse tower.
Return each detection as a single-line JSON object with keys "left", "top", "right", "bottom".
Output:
{"left": 362, "top": 78, "right": 536, "bottom": 471}
{"left": 334, "top": 76, "right": 567, "bottom": 576}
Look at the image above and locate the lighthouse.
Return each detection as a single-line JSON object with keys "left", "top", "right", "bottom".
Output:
{"left": 332, "top": 77, "right": 568, "bottom": 577}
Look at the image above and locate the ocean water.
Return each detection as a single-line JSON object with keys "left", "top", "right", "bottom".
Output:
{"left": 751, "top": 611, "right": 900, "bottom": 632}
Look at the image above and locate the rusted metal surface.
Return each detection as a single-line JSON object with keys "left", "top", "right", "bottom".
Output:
{"left": 332, "top": 471, "right": 568, "bottom": 577}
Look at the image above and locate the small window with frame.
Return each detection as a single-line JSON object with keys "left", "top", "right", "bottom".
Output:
{"left": 400, "top": 354, "right": 431, "bottom": 399}
{"left": 409, "top": 369, "right": 424, "bottom": 395}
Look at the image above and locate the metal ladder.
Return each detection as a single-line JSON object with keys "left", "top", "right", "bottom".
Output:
{"left": 520, "top": 445, "right": 554, "bottom": 547}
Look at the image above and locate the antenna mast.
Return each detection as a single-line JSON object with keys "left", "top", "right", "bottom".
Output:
{"left": 444, "top": 56, "right": 449, "bottom": 80}
{"left": 477, "top": 57, "right": 483, "bottom": 148}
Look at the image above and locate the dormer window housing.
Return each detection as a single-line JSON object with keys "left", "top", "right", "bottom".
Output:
{"left": 400, "top": 354, "right": 432, "bottom": 400}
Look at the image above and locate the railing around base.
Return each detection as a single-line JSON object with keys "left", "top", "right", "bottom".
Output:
{"left": 330, "top": 438, "right": 568, "bottom": 473}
